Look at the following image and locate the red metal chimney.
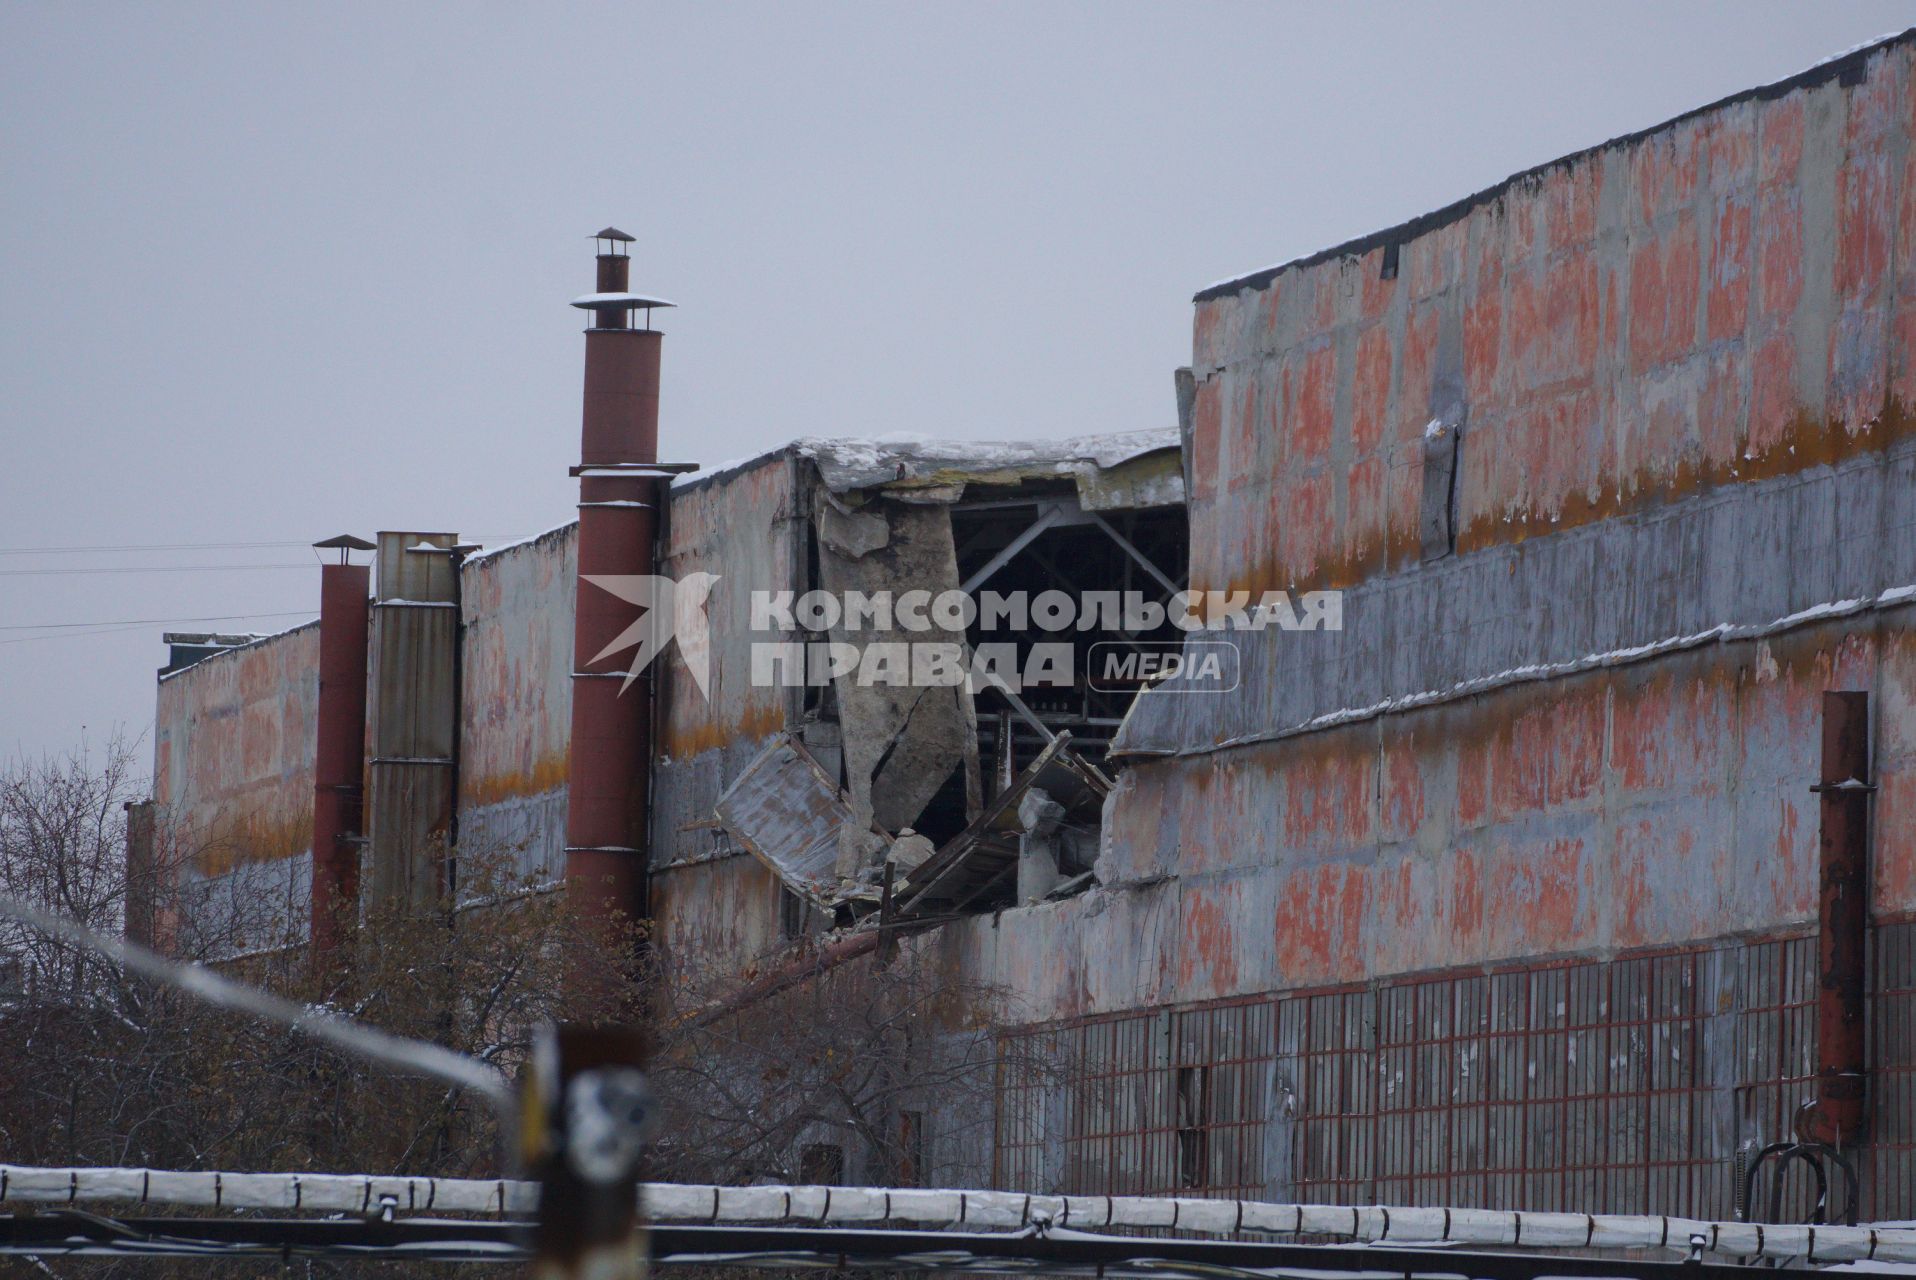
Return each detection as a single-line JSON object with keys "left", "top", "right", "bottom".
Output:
{"left": 1799, "top": 690, "right": 1873, "bottom": 1147}
{"left": 564, "top": 229, "right": 678, "bottom": 932}
{"left": 311, "top": 534, "right": 373, "bottom": 968}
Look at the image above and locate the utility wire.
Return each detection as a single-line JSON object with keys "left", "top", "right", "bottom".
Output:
{"left": 0, "top": 541, "right": 316, "bottom": 556}
{"left": 0, "top": 611, "right": 315, "bottom": 633}
{"left": 0, "top": 564, "right": 314, "bottom": 577}
{"left": 0, "top": 624, "right": 298, "bottom": 648}
{"left": 0, "top": 536, "right": 532, "bottom": 557}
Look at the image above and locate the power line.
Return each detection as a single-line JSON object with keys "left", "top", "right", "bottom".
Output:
{"left": 0, "top": 563, "right": 313, "bottom": 577}
{"left": 0, "top": 624, "right": 181, "bottom": 648}
{"left": 0, "top": 610, "right": 314, "bottom": 632}
{"left": 0, "top": 613, "right": 318, "bottom": 643}
{"left": 0, "top": 540, "right": 313, "bottom": 556}
{"left": 0, "top": 536, "right": 533, "bottom": 557}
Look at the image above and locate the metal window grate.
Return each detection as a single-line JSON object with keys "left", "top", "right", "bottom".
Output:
{"left": 1867, "top": 921, "right": 1916, "bottom": 1219}
{"left": 994, "top": 925, "right": 1915, "bottom": 1219}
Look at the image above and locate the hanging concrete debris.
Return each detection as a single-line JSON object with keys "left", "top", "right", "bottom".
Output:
{"left": 813, "top": 496, "right": 980, "bottom": 841}
{"left": 700, "top": 430, "right": 1184, "bottom": 922}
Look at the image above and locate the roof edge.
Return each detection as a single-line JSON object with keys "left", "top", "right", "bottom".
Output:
{"left": 156, "top": 617, "right": 320, "bottom": 684}
{"left": 1194, "top": 27, "right": 1916, "bottom": 305}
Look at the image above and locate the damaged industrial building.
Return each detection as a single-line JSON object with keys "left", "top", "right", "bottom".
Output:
{"left": 137, "top": 34, "right": 1916, "bottom": 1223}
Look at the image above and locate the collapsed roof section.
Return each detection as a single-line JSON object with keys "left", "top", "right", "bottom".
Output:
{"left": 794, "top": 428, "right": 1183, "bottom": 509}
{"left": 681, "top": 427, "right": 1184, "bottom": 509}
{"left": 709, "top": 426, "right": 1186, "bottom": 927}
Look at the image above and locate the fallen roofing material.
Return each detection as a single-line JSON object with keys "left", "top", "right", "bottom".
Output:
{"left": 680, "top": 426, "right": 1184, "bottom": 509}
{"left": 714, "top": 733, "right": 876, "bottom": 910}
{"left": 715, "top": 729, "right": 1109, "bottom": 921}
{"left": 893, "top": 731, "right": 1108, "bottom": 918}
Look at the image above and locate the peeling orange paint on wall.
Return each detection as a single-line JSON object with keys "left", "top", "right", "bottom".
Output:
{"left": 1187, "top": 39, "right": 1916, "bottom": 598}
{"left": 462, "top": 751, "right": 568, "bottom": 808}
{"left": 153, "top": 623, "right": 321, "bottom": 877}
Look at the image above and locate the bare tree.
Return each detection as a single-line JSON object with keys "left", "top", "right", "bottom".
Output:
{"left": 649, "top": 943, "right": 1052, "bottom": 1191}
{"left": 0, "top": 737, "right": 144, "bottom": 1001}
{"left": 0, "top": 746, "right": 1047, "bottom": 1273}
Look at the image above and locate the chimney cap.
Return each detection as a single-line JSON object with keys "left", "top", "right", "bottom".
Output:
{"left": 571, "top": 291, "right": 676, "bottom": 312}
{"left": 592, "top": 226, "right": 636, "bottom": 243}
{"left": 313, "top": 534, "right": 376, "bottom": 551}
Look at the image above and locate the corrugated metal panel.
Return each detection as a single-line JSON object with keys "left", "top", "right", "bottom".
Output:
{"left": 366, "top": 531, "right": 459, "bottom": 910}
{"left": 1115, "top": 457, "right": 1916, "bottom": 759}
{"left": 714, "top": 734, "right": 860, "bottom": 909}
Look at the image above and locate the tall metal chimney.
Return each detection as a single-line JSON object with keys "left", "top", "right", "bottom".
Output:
{"left": 310, "top": 533, "right": 374, "bottom": 968}
{"left": 563, "top": 229, "right": 679, "bottom": 934}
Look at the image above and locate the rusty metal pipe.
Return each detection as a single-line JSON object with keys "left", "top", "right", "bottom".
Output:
{"left": 685, "top": 931, "right": 883, "bottom": 1030}
{"left": 311, "top": 562, "right": 370, "bottom": 967}
{"left": 595, "top": 254, "right": 630, "bottom": 329}
{"left": 1800, "top": 690, "right": 1872, "bottom": 1147}
{"left": 565, "top": 245, "right": 661, "bottom": 932}
{"left": 122, "top": 800, "right": 157, "bottom": 950}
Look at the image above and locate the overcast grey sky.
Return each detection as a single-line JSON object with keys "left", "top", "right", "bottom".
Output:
{"left": 3, "top": 2, "right": 1913, "bottom": 766}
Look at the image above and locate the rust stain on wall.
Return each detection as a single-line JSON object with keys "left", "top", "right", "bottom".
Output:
{"left": 1185, "top": 40, "right": 1916, "bottom": 598}
{"left": 462, "top": 750, "right": 569, "bottom": 809}
{"left": 659, "top": 704, "right": 786, "bottom": 762}
{"left": 1076, "top": 609, "right": 1916, "bottom": 1010}
{"left": 153, "top": 622, "right": 321, "bottom": 876}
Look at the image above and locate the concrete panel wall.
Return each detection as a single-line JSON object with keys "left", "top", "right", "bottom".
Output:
{"left": 459, "top": 524, "right": 576, "bottom": 885}
{"left": 1120, "top": 35, "right": 1916, "bottom": 759}
{"left": 650, "top": 455, "right": 803, "bottom": 969}
{"left": 1082, "top": 41, "right": 1916, "bottom": 1036}
{"left": 1186, "top": 38, "right": 1915, "bottom": 597}
{"left": 152, "top": 621, "right": 320, "bottom": 949}
{"left": 940, "top": 610, "right": 1916, "bottom": 1026}
{"left": 650, "top": 855, "right": 789, "bottom": 980}
{"left": 656, "top": 455, "right": 802, "bottom": 765}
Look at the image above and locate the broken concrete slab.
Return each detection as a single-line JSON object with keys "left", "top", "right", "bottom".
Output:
{"left": 814, "top": 496, "right": 979, "bottom": 838}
